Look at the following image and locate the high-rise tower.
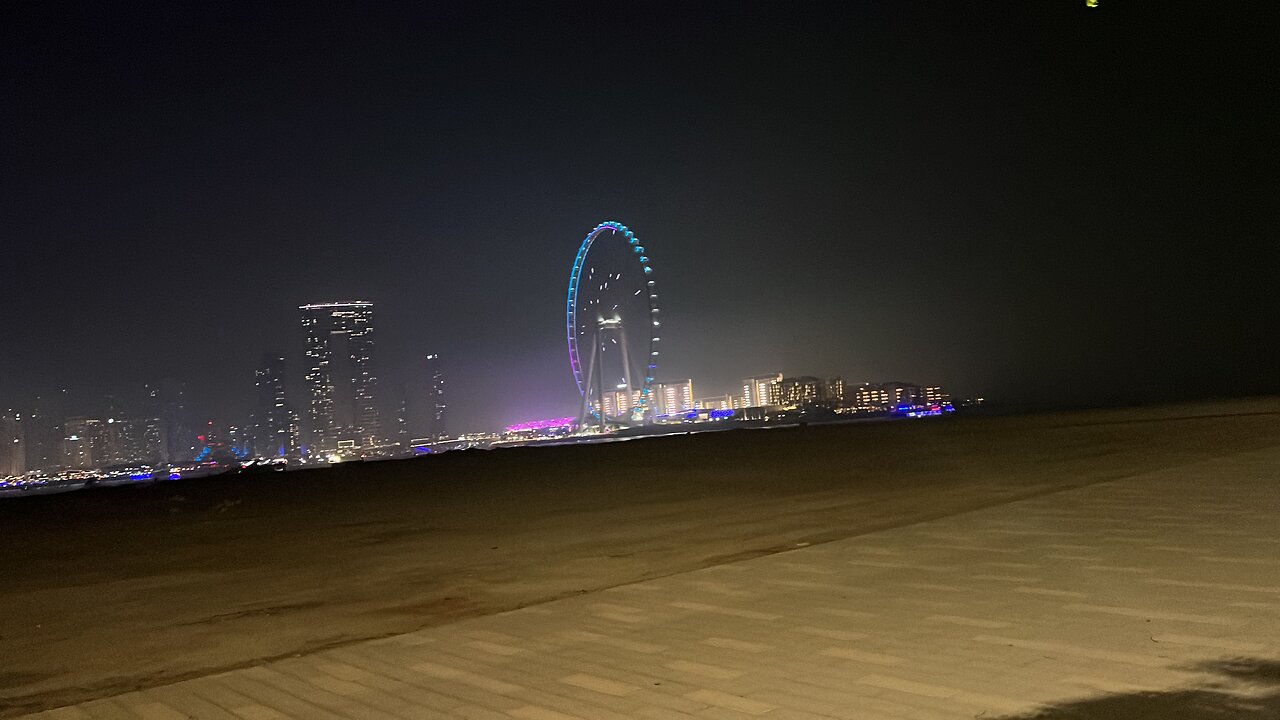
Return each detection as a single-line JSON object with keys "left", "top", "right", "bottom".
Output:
{"left": 425, "top": 353, "right": 447, "bottom": 440}
{"left": 253, "top": 354, "right": 299, "bottom": 458}
{"left": 0, "top": 411, "right": 25, "bottom": 477}
{"left": 146, "top": 379, "right": 191, "bottom": 463}
{"left": 300, "top": 301, "right": 380, "bottom": 454}
{"left": 26, "top": 393, "right": 67, "bottom": 472}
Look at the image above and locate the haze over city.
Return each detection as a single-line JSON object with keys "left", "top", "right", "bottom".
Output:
{"left": 4, "top": 2, "right": 1275, "bottom": 437}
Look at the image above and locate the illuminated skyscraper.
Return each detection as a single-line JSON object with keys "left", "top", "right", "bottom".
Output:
{"left": 253, "top": 354, "right": 299, "bottom": 458}
{"left": 426, "top": 353, "right": 447, "bottom": 440}
{"left": 301, "top": 301, "right": 380, "bottom": 454}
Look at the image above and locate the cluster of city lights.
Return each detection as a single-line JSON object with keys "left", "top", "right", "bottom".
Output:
{"left": 505, "top": 417, "right": 577, "bottom": 433}
{"left": 898, "top": 404, "right": 956, "bottom": 418}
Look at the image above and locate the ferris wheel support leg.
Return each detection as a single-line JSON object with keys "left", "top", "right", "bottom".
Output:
{"left": 579, "top": 339, "right": 598, "bottom": 430}
{"left": 594, "top": 329, "right": 608, "bottom": 432}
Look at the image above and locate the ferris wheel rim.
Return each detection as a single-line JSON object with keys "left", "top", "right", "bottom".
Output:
{"left": 565, "top": 220, "right": 658, "bottom": 423}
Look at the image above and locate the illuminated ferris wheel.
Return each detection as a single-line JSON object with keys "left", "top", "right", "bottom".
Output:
{"left": 566, "top": 221, "right": 659, "bottom": 429}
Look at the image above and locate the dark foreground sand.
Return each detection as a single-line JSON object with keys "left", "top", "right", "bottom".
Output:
{"left": 2, "top": 399, "right": 1279, "bottom": 716}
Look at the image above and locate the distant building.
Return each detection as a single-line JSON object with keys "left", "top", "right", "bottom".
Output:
{"left": 101, "top": 418, "right": 132, "bottom": 466}
{"left": 0, "top": 411, "right": 25, "bottom": 477}
{"left": 425, "top": 353, "right": 447, "bottom": 440}
{"left": 600, "top": 388, "right": 640, "bottom": 418}
{"left": 146, "top": 379, "right": 192, "bottom": 463}
{"left": 839, "top": 382, "right": 947, "bottom": 412}
{"left": 825, "top": 377, "right": 845, "bottom": 403}
{"left": 778, "top": 376, "right": 844, "bottom": 408}
{"left": 99, "top": 417, "right": 167, "bottom": 466}
{"left": 695, "top": 394, "right": 737, "bottom": 412}
{"left": 654, "top": 379, "right": 694, "bottom": 417}
{"left": 847, "top": 383, "right": 891, "bottom": 411}
{"left": 778, "top": 376, "right": 823, "bottom": 407}
{"left": 26, "top": 393, "right": 67, "bottom": 472}
{"left": 252, "top": 354, "right": 299, "bottom": 458}
{"left": 226, "top": 425, "right": 250, "bottom": 457}
{"left": 301, "top": 301, "right": 380, "bottom": 454}
{"left": 136, "top": 418, "right": 168, "bottom": 464}
{"left": 63, "top": 417, "right": 103, "bottom": 469}
{"left": 882, "top": 382, "right": 924, "bottom": 407}
{"left": 742, "top": 373, "right": 782, "bottom": 408}
{"left": 193, "top": 421, "right": 249, "bottom": 464}
{"left": 396, "top": 396, "right": 409, "bottom": 448}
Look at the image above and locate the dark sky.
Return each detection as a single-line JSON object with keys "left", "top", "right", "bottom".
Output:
{"left": 3, "top": 1, "right": 1277, "bottom": 432}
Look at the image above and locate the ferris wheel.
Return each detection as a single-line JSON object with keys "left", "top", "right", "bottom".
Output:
{"left": 566, "top": 221, "right": 659, "bottom": 429}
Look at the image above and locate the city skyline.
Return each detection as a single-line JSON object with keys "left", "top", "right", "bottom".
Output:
{"left": 0, "top": 271, "right": 979, "bottom": 454}
{"left": 1, "top": 285, "right": 966, "bottom": 473}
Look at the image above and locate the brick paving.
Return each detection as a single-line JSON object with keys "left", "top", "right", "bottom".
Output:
{"left": 20, "top": 446, "right": 1280, "bottom": 719}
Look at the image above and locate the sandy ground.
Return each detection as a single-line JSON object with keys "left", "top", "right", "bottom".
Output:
{"left": 2, "top": 399, "right": 1279, "bottom": 717}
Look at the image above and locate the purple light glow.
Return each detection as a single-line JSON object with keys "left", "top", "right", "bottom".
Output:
{"left": 505, "top": 417, "right": 577, "bottom": 432}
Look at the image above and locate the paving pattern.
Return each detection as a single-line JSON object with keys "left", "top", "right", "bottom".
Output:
{"left": 21, "top": 446, "right": 1280, "bottom": 719}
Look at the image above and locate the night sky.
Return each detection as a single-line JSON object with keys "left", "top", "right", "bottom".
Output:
{"left": 3, "top": 2, "right": 1277, "bottom": 433}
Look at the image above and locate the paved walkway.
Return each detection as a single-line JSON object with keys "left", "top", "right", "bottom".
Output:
{"left": 22, "top": 447, "right": 1280, "bottom": 719}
